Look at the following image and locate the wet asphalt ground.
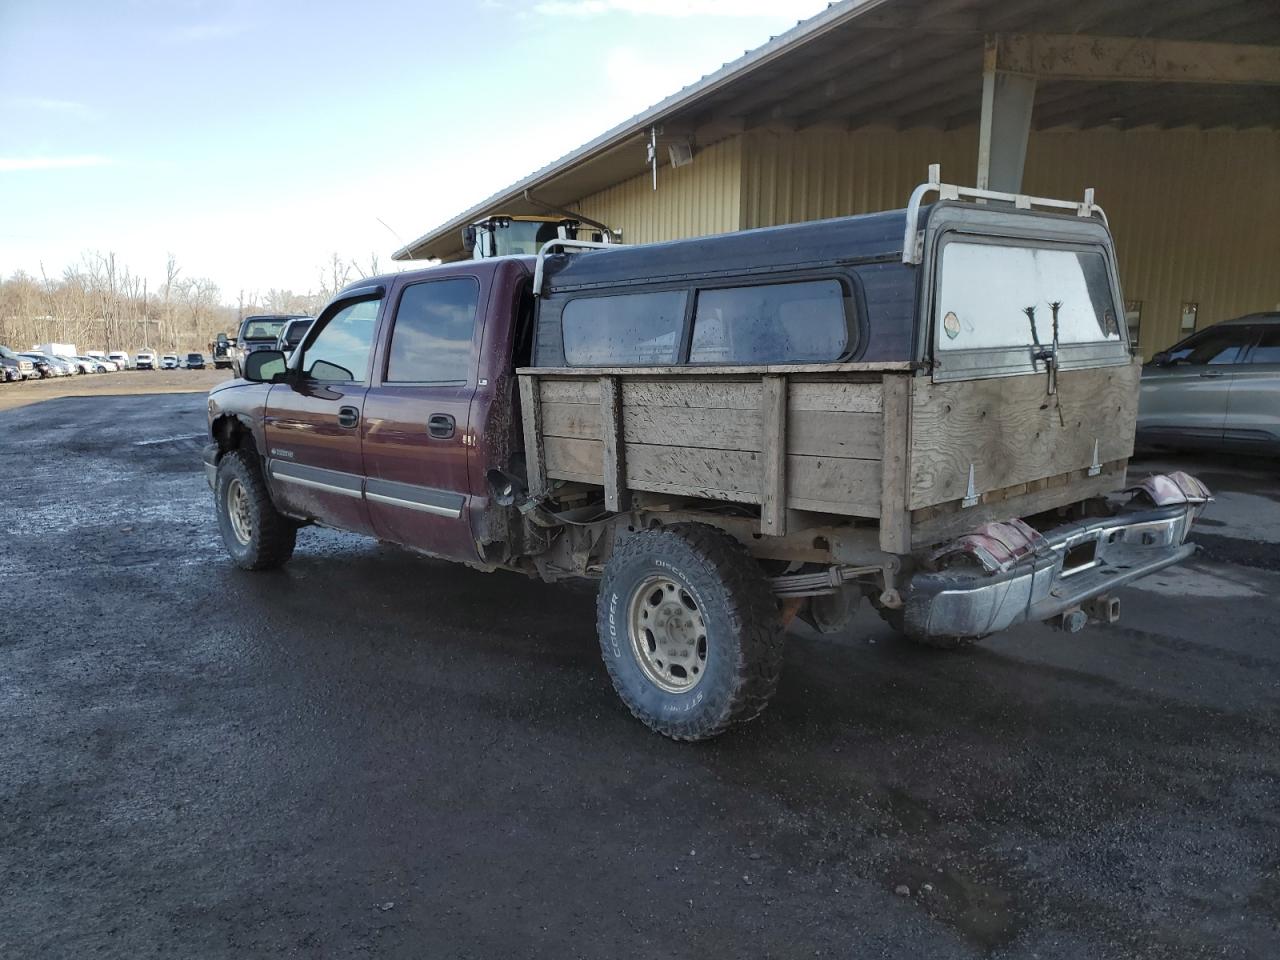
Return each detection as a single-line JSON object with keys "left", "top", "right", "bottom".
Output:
{"left": 2, "top": 389, "right": 1278, "bottom": 959}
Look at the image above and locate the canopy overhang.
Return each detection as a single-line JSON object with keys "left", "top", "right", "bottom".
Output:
{"left": 393, "top": 0, "right": 1280, "bottom": 263}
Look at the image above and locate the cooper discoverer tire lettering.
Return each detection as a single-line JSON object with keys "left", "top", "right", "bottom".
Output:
{"left": 596, "top": 523, "right": 784, "bottom": 741}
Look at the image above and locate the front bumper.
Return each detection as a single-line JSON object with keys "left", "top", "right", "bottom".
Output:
{"left": 202, "top": 442, "right": 219, "bottom": 489}
{"left": 902, "top": 490, "right": 1206, "bottom": 640}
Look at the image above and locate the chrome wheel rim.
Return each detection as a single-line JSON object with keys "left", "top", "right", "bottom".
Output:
{"left": 226, "top": 478, "right": 253, "bottom": 546}
{"left": 627, "top": 575, "right": 708, "bottom": 693}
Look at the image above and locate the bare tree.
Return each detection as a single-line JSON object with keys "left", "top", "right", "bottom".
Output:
{"left": 1, "top": 248, "right": 390, "bottom": 353}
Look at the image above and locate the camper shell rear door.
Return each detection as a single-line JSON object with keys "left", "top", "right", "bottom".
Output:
{"left": 917, "top": 203, "right": 1132, "bottom": 383}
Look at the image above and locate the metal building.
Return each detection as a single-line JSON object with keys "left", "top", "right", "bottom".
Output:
{"left": 393, "top": 0, "right": 1280, "bottom": 358}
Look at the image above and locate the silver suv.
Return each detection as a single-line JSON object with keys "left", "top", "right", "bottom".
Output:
{"left": 1138, "top": 313, "right": 1280, "bottom": 455}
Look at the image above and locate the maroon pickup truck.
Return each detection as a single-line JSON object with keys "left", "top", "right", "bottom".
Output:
{"left": 204, "top": 178, "right": 1208, "bottom": 741}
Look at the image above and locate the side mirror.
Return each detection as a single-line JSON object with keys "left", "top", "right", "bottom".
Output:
{"left": 461, "top": 225, "right": 477, "bottom": 254}
{"left": 244, "top": 349, "right": 287, "bottom": 383}
{"left": 1150, "top": 351, "right": 1171, "bottom": 366}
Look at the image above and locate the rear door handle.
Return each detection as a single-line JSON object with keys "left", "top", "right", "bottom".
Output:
{"left": 338, "top": 405, "right": 360, "bottom": 428}
{"left": 1199, "top": 370, "right": 1225, "bottom": 378}
{"left": 427, "top": 413, "right": 455, "bottom": 439}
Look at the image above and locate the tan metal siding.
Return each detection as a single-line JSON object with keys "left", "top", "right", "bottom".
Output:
{"left": 1024, "top": 128, "right": 1280, "bottom": 357}
{"left": 572, "top": 137, "right": 742, "bottom": 245}
{"left": 740, "top": 126, "right": 1280, "bottom": 359}
{"left": 739, "top": 127, "right": 979, "bottom": 229}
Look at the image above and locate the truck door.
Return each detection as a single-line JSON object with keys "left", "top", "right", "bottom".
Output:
{"left": 263, "top": 290, "right": 385, "bottom": 536}
{"left": 1139, "top": 323, "right": 1253, "bottom": 449}
{"left": 360, "top": 275, "right": 484, "bottom": 561}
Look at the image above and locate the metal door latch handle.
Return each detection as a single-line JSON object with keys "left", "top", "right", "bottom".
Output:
{"left": 338, "top": 405, "right": 359, "bottom": 428}
{"left": 428, "top": 413, "right": 455, "bottom": 439}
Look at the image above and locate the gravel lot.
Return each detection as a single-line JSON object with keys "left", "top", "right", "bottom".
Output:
{"left": 2, "top": 383, "right": 1278, "bottom": 959}
{"left": 0, "top": 368, "right": 229, "bottom": 412}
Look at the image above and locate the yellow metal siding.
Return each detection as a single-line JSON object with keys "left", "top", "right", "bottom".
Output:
{"left": 572, "top": 137, "right": 742, "bottom": 245}
{"left": 739, "top": 127, "right": 979, "bottom": 228}
{"left": 739, "top": 126, "right": 1280, "bottom": 358}
{"left": 1024, "top": 128, "right": 1280, "bottom": 357}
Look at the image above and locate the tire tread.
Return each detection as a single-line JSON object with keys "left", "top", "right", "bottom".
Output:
{"left": 217, "top": 449, "right": 296, "bottom": 571}
{"left": 597, "top": 523, "right": 783, "bottom": 741}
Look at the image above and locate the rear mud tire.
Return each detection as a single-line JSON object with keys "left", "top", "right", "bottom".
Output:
{"left": 214, "top": 449, "right": 296, "bottom": 571}
{"left": 596, "top": 523, "right": 784, "bottom": 741}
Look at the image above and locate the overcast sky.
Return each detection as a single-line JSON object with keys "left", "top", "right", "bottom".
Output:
{"left": 0, "top": 0, "right": 829, "bottom": 298}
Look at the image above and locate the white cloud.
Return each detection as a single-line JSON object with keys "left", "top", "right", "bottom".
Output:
{"left": 0, "top": 155, "right": 111, "bottom": 173}
{"left": 535, "top": 0, "right": 800, "bottom": 17}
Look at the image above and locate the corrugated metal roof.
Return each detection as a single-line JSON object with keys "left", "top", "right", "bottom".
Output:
{"left": 394, "top": 0, "right": 1280, "bottom": 262}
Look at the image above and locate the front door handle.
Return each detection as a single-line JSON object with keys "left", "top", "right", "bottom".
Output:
{"left": 427, "top": 413, "right": 456, "bottom": 439}
{"left": 338, "top": 405, "right": 360, "bottom": 428}
{"left": 1198, "top": 370, "right": 1225, "bottom": 378}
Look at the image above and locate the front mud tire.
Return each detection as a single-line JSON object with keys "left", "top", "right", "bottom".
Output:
{"left": 596, "top": 523, "right": 784, "bottom": 741}
{"left": 214, "top": 450, "right": 296, "bottom": 571}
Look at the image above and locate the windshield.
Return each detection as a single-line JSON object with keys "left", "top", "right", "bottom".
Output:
{"left": 936, "top": 241, "right": 1121, "bottom": 352}
{"left": 0, "top": 346, "right": 16, "bottom": 359}
{"left": 476, "top": 219, "right": 563, "bottom": 257}
{"left": 242, "top": 319, "right": 288, "bottom": 340}
{"left": 187, "top": 354, "right": 203, "bottom": 360}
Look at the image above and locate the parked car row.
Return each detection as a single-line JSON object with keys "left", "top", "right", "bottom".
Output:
{"left": 0, "top": 345, "right": 213, "bottom": 382}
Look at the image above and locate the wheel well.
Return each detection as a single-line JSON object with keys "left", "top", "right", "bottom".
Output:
{"left": 211, "top": 415, "right": 256, "bottom": 457}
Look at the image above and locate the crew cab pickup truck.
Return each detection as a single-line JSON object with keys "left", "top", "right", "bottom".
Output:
{"left": 203, "top": 169, "right": 1208, "bottom": 741}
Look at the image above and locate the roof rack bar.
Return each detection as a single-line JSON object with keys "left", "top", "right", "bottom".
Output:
{"left": 901, "top": 163, "right": 1107, "bottom": 265}
{"left": 532, "top": 238, "right": 615, "bottom": 297}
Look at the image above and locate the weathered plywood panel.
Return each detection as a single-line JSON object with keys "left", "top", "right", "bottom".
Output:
{"left": 543, "top": 436, "right": 603, "bottom": 484}
{"left": 538, "top": 373, "right": 886, "bottom": 518}
{"left": 518, "top": 375, "right": 547, "bottom": 498}
{"left": 540, "top": 378, "right": 600, "bottom": 405}
{"left": 599, "top": 376, "right": 625, "bottom": 512}
{"left": 541, "top": 392, "right": 882, "bottom": 458}
{"left": 878, "top": 374, "right": 912, "bottom": 554}
{"left": 910, "top": 466, "right": 1128, "bottom": 547}
{"left": 790, "top": 381, "right": 882, "bottom": 414}
{"left": 789, "top": 455, "right": 881, "bottom": 517}
{"left": 760, "top": 375, "right": 787, "bottom": 534}
{"left": 627, "top": 446, "right": 763, "bottom": 503}
{"left": 543, "top": 437, "right": 881, "bottom": 517}
{"left": 908, "top": 361, "right": 1140, "bottom": 510}
{"left": 622, "top": 380, "right": 761, "bottom": 410}
{"left": 542, "top": 401, "right": 601, "bottom": 439}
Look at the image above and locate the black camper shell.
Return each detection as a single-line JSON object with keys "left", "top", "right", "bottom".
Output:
{"left": 532, "top": 201, "right": 1126, "bottom": 379}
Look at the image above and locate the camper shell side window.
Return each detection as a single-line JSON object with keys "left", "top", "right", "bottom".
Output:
{"left": 554, "top": 272, "right": 861, "bottom": 368}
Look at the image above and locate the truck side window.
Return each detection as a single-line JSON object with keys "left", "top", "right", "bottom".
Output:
{"left": 689, "top": 279, "right": 849, "bottom": 364}
{"left": 385, "top": 278, "right": 479, "bottom": 383}
{"left": 305, "top": 299, "right": 380, "bottom": 383}
{"left": 562, "top": 290, "right": 687, "bottom": 365}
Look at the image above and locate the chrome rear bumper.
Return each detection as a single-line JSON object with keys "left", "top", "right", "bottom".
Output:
{"left": 902, "top": 500, "right": 1201, "bottom": 639}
